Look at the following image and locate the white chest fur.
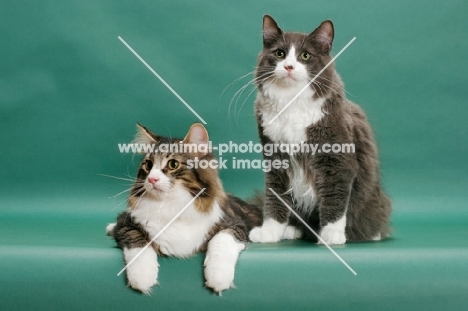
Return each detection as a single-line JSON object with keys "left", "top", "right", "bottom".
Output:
{"left": 289, "top": 157, "right": 316, "bottom": 213}
{"left": 259, "top": 84, "right": 325, "bottom": 144}
{"left": 130, "top": 188, "right": 222, "bottom": 257}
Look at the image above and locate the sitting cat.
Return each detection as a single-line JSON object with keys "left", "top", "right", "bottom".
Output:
{"left": 249, "top": 15, "right": 391, "bottom": 245}
{"left": 106, "top": 123, "right": 262, "bottom": 294}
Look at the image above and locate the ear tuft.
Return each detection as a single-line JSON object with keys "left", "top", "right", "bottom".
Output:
{"left": 134, "top": 123, "right": 158, "bottom": 145}
{"left": 262, "top": 15, "right": 282, "bottom": 47}
{"left": 310, "top": 20, "right": 334, "bottom": 55}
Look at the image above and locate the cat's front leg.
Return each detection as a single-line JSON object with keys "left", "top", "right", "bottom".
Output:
{"left": 123, "top": 246, "right": 159, "bottom": 294}
{"left": 204, "top": 231, "right": 246, "bottom": 294}
{"left": 249, "top": 169, "right": 292, "bottom": 243}
{"left": 249, "top": 174, "right": 292, "bottom": 243}
{"left": 316, "top": 166, "right": 354, "bottom": 245}
{"left": 110, "top": 212, "right": 159, "bottom": 294}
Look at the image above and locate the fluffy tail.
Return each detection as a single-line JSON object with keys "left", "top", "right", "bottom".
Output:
{"left": 246, "top": 190, "right": 265, "bottom": 211}
{"left": 380, "top": 192, "right": 392, "bottom": 239}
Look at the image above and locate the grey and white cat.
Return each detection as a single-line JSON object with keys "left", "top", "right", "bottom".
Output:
{"left": 249, "top": 15, "right": 391, "bottom": 245}
{"left": 106, "top": 123, "right": 262, "bottom": 294}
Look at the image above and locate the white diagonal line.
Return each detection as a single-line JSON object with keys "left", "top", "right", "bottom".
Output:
{"left": 268, "top": 188, "right": 357, "bottom": 275}
{"left": 118, "top": 36, "right": 207, "bottom": 125}
{"left": 117, "top": 188, "right": 206, "bottom": 276}
{"left": 267, "top": 37, "right": 356, "bottom": 124}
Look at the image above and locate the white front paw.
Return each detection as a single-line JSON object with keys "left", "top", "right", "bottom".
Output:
{"left": 204, "top": 256, "right": 235, "bottom": 294}
{"left": 319, "top": 227, "right": 346, "bottom": 245}
{"left": 204, "top": 232, "right": 244, "bottom": 294}
{"left": 249, "top": 219, "right": 286, "bottom": 243}
{"left": 124, "top": 247, "right": 159, "bottom": 294}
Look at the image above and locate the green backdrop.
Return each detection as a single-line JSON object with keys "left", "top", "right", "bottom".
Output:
{"left": 1, "top": 0, "right": 467, "bottom": 310}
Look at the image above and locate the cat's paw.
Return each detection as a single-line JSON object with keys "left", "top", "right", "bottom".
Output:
{"left": 318, "top": 214, "right": 347, "bottom": 245}
{"left": 318, "top": 227, "right": 346, "bottom": 245}
{"left": 282, "top": 225, "right": 303, "bottom": 240}
{"left": 204, "top": 232, "right": 244, "bottom": 294}
{"left": 124, "top": 247, "right": 159, "bottom": 295}
{"left": 204, "top": 256, "right": 235, "bottom": 294}
{"left": 249, "top": 219, "right": 286, "bottom": 243}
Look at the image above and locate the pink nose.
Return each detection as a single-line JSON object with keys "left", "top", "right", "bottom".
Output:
{"left": 284, "top": 65, "right": 294, "bottom": 71}
{"left": 148, "top": 177, "right": 159, "bottom": 185}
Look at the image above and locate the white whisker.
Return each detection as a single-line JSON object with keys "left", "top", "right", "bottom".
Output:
{"left": 99, "top": 174, "right": 136, "bottom": 182}
{"left": 110, "top": 187, "right": 132, "bottom": 199}
{"left": 227, "top": 70, "right": 275, "bottom": 126}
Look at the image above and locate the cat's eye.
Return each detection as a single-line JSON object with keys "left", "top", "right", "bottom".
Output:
{"left": 167, "top": 159, "right": 179, "bottom": 170}
{"left": 275, "top": 49, "right": 285, "bottom": 59}
{"left": 144, "top": 159, "right": 153, "bottom": 171}
{"left": 300, "top": 52, "right": 310, "bottom": 61}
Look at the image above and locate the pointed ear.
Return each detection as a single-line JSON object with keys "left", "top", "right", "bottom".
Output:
{"left": 183, "top": 123, "right": 210, "bottom": 157}
{"left": 134, "top": 123, "right": 158, "bottom": 145}
{"left": 263, "top": 15, "right": 282, "bottom": 47}
{"left": 309, "top": 20, "right": 334, "bottom": 55}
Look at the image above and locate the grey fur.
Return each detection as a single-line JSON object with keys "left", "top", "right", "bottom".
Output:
{"left": 255, "top": 15, "right": 391, "bottom": 242}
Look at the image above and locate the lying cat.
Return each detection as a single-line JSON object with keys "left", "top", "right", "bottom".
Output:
{"left": 249, "top": 15, "right": 392, "bottom": 245}
{"left": 106, "top": 123, "right": 262, "bottom": 294}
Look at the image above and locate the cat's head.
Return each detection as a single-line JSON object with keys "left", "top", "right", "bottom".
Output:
{"left": 256, "top": 15, "right": 339, "bottom": 96}
{"left": 129, "top": 123, "right": 224, "bottom": 212}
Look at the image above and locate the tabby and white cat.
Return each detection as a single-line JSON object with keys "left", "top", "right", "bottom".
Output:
{"left": 106, "top": 123, "right": 262, "bottom": 294}
{"left": 249, "top": 15, "right": 391, "bottom": 245}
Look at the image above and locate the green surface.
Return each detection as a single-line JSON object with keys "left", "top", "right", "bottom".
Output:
{"left": 1, "top": 0, "right": 467, "bottom": 310}
{"left": 1, "top": 196, "right": 467, "bottom": 310}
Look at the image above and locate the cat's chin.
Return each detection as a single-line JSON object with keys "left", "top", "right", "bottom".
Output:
{"left": 145, "top": 188, "right": 168, "bottom": 200}
{"left": 272, "top": 76, "right": 306, "bottom": 89}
